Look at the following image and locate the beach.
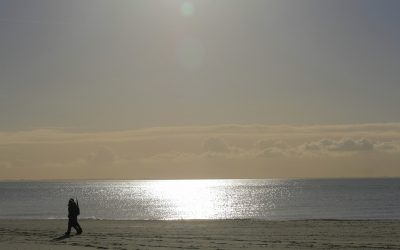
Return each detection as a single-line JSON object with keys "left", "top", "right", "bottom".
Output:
{"left": 1, "top": 219, "right": 400, "bottom": 249}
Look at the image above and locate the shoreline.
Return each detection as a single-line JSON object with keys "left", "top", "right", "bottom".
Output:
{"left": 1, "top": 219, "right": 400, "bottom": 249}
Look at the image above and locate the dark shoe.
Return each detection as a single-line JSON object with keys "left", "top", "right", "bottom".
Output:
{"left": 64, "top": 232, "right": 70, "bottom": 236}
{"left": 76, "top": 230, "right": 82, "bottom": 235}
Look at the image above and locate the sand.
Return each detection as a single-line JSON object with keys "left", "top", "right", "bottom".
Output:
{"left": 1, "top": 219, "right": 400, "bottom": 249}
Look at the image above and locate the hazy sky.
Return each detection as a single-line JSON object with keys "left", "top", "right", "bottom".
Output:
{"left": 1, "top": 0, "right": 400, "bottom": 179}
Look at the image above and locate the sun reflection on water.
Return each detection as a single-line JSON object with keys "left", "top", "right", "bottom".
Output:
{"left": 145, "top": 179, "right": 233, "bottom": 219}
{"left": 109, "top": 179, "right": 285, "bottom": 220}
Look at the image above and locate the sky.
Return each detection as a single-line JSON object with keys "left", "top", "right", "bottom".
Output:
{"left": 0, "top": 0, "right": 400, "bottom": 179}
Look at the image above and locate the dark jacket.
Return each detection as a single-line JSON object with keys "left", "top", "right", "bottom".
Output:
{"left": 68, "top": 202, "right": 79, "bottom": 219}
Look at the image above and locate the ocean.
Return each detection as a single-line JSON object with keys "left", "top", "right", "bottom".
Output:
{"left": 0, "top": 179, "right": 399, "bottom": 220}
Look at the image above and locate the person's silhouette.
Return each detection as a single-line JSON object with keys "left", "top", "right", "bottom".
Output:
{"left": 65, "top": 198, "right": 83, "bottom": 235}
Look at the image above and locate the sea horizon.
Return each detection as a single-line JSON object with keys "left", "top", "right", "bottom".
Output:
{"left": 2, "top": 177, "right": 400, "bottom": 182}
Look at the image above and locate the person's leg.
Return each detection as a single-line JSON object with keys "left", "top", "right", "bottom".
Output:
{"left": 72, "top": 224, "right": 79, "bottom": 233}
{"left": 71, "top": 217, "right": 82, "bottom": 234}
{"left": 75, "top": 221, "right": 83, "bottom": 234}
{"left": 65, "top": 220, "right": 72, "bottom": 235}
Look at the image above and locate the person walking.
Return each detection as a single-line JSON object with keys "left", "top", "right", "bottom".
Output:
{"left": 65, "top": 198, "right": 83, "bottom": 235}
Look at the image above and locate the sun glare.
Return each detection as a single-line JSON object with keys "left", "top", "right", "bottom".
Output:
{"left": 180, "top": 2, "right": 194, "bottom": 17}
{"left": 146, "top": 180, "right": 227, "bottom": 219}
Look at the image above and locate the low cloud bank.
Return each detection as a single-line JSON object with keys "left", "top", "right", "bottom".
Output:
{"left": 303, "top": 138, "right": 374, "bottom": 152}
{"left": 1, "top": 123, "right": 400, "bottom": 179}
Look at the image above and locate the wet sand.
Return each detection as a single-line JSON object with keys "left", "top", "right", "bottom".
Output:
{"left": 1, "top": 219, "right": 400, "bottom": 249}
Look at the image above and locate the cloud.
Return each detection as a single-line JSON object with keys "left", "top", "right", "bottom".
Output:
{"left": 1, "top": 122, "right": 400, "bottom": 145}
{"left": 374, "top": 141, "right": 400, "bottom": 152}
{"left": 256, "top": 140, "right": 289, "bottom": 149}
{"left": 1, "top": 123, "right": 400, "bottom": 179}
{"left": 254, "top": 140, "right": 290, "bottom": 158}
{"left": 87, "top": 146, "right": 118, "bottom": 166}
{"left": 203, "top": 138, "right": 230, "bottom": 153}
{"left": 303, "top": 138, "right": 374, "bottom": 152}
{"left": 141, "top": 152, "right": 199, "bottom": 164}
{"left": 257, "top": 147, "right": 288, "bottom": 158}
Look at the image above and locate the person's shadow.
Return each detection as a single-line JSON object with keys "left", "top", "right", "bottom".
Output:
{"left": 51, "top": 234, "right": 74, "bottom": 241}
